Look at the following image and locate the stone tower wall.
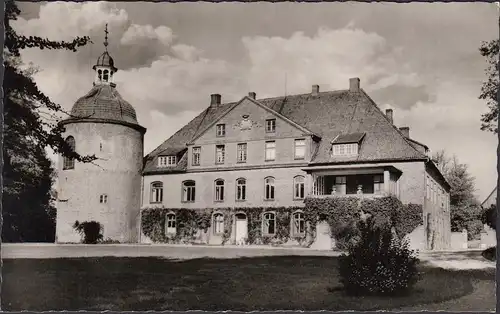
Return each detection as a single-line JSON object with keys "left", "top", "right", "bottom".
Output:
{"left": 56, "top": 122, "right": 144, "bottom": 243}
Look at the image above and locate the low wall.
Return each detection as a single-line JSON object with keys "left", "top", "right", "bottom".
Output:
{"left": 450, "top": 229, "right": 468, "bottom": 250}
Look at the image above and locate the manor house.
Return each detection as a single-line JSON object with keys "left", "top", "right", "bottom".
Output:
{"left": 55, "top": 29, "right": 451, "bottom": 250}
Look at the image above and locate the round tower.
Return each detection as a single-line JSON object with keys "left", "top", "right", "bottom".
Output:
{"left": 55, "top": 25, "right": 146, "bottom": 243}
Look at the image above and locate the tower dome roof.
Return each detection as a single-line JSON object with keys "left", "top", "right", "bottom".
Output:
{"left": 68, "top": 84, "right": 139, "bottom": 125}
{"left": 93, "top": 51, "right": 118, "bottom": 73}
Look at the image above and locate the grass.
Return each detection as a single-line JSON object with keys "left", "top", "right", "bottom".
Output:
{"left": 1, "top": 255, "right": 495, "bottom": 311}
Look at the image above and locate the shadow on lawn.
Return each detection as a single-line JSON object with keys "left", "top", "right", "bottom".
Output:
{"left": 1, "top": 255, "right": 494, "bottom": 312}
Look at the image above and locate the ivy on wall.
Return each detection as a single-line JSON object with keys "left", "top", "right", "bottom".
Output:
{"left": 140, "top": 197, "right": 423, "bottom": 248}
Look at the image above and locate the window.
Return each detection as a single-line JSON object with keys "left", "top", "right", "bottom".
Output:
{"left": 265, "top": 141, "right": 276, "bottom": 161}
{"left": 182, "top": 181, "right": 196, "bottom": 202}
{"left": 263, "top": 212, "right": 276, "bottom": 235}
{"left": 266, "top": 119, "right": 276, "bottom": 133}
{"left": 294, "top": 139, "right": 306, "bottom": 159}
{"left": 216, "top": 145, "right": 225, "bottom": 164}
{"left": 158, "top": 156, "right": 177, "bottom": 167}
{"left": 165, "top": 213, "right": 176, "bottom": 234}
{"left": 332, "top": 143, "right": 358, "bottom": 156}
{"left": 292, "top": 211, "right": 305, "bottom": 236}
{"left": 63, "top": 136, "right": 75, "bottom": 170}
{"left": 344, "top": 175, "right": 383, "bottom": 195}
{"left": 237, "top": 143, "right": 247, "bottom": 163}
{"left": 103, "top": 69, "right": 109, "bottom": 82}
{"left": 294, "top": 176, "right": 305, "bottom": 199}
{"left": 236, "top": 178, "right": 247, "bottom": 201}
{"left": 99, "top": 194, "right": 108, "bottom": 204}
{"left": 150, "top": 182, "right": 163, "bottom": 203}
{"left": 213, "top": 213, "right": 224, "bottom": 235}
{"left": 373, "top": 175, "right": 383, "bottom": 194}
{"left": 192, "top": 147, "right": 201, "bottom": 166}
{"left": 426, "top": 175, "right": 431, "bottom": 200}
{"left": 264, "top": 177, "right": 275, "bottom": 200}
{"left": 98, "top": 69, "right": 102, "bottom": 80}
{"left": 215, "top": 179, "right": 225, "bottom": 202}
{"left": 216, "top": 124, "right": 226, "bottom": 137}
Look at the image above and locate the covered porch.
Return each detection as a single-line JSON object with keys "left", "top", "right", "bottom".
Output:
{"left": 304, "top": 165, "right": 402, "bottom": 199}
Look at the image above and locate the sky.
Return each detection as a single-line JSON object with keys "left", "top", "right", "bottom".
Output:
{"left": 14, "top": 1, "right": 499, "bottom": 201}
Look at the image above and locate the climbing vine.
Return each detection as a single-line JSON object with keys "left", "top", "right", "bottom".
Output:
{"left": 140, "top": 198, "right": 423, "bottom": 248}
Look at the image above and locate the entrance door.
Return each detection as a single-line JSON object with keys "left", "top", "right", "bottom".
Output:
{"left": 235, "top": 213, "right": 248, "bottom": 245}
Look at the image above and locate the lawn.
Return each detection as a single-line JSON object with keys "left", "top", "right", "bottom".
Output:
{"left": 1, "top": 255, "right": 495, "bottom": 311}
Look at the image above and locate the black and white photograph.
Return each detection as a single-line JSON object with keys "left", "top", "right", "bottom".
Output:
{"left": 2, "top": 0, "right": 498, "bottom": 312}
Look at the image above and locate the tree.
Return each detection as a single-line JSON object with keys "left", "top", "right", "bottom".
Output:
{"left": 478, "top": 39, "right": 499, "bottom": 134}
{"left": 432, "top": 150, "right": 482, "bottom": 239}
{"left": 432, "top": 150, "right": 476, "bottom": 207}
{"left": 3, "top": 1, "right": 96, "bottom": 242}
{"left": 482, "top": 204, "right": 496, "bottom": 230}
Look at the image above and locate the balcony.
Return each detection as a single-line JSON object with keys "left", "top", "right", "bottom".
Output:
{"left": 308, "top": 166, "right": 402, "bottom": 200}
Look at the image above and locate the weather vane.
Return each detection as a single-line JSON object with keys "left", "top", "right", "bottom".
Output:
{"left": 104, "top": 23, "right": 109, "bottom": 51}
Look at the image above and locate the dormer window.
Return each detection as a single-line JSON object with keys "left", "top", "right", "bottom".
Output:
{"left": 158, "top": 155, "right": 177, "bottom": 167}
{"left": 332, "top": 143, "right": 358, "bottom": 156}
{"left": 331, "top": 133, "right": 365, "bottom": 157}
{"left": 216, "top": 124, "right": 226, "bottom": 137}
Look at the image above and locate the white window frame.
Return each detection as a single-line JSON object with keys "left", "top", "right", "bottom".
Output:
{"left": 213, "top": 212, "right": 224, "bottom": 235}
{"left": 158, "top": 155, "right": 177, "bottom": 167}
{"left": 182, "top": 180, "right": 196, "bottom": 202}
{"left": 165, "top": 213, "right": 176, "bottom": 235}
{"left": 262, "top": 212, "right": 276, "bottom": 235}
{"left": 264, "top": 177, "right": 275, "bottom": 200}
{"left": 294, "top": 139, "right": 306, "bottom": 159}
{"left": 293, "top": 176, "right": 305, "bottom": 200}
{"left": 266, "top": 119, "right": 276, "bottom": 133}
{"left": 237, "top": 143, "right": 247, "bottom": 163}
{"left": 192, "top": 147, "right": 201, "bottom": 166}
{"left": 236, "top": 178, "right": 247, "bottom": 201}
{"left": 265, "top": 141, "right": 276, "bottom": 161}
{"left": 216, "top": 145, "right": 225, "bottom": 164}
{"left": 214, "top": 179, "right": 225, "bottom": 202}
{"left": 373, "top": 174, "right": 383, "bottom": 194}
{"left": 150, "top": 182, "right": 163, "bottom": 204}
{"left": 332, "top": 143, "right": 358, "bottom": 157}
{"left": 216, "top": 124, "right": 226, "bottom": 137}
{"left": 292, "top": 211, "right": 305, "bottom": 236}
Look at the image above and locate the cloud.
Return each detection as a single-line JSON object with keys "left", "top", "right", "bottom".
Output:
{"left": 369, "top": 84, "right": 432, "bottom": 110}
{"left": 242, "top": 26, "right": 424, "bottom": 99}
{"left": 121, "top": 24, "right": 175, "bottom": 46}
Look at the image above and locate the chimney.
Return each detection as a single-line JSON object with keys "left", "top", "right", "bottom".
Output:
{"left": 349, "top": 77, "right": 360, "bottom": 92}
{"left": 312, "top": 85, "right": 319, "bottom": 96}
{"left": 385, "top": 109, "right": 393, "bottom": 124}
{"left": 210, "top": 94, "right": 221, "bottom": 106}
{"left": 248, "top": 92, "right": 256, "bottom": 100}
{"left": 399, "top": 127, "right": 410, "bottom": 138}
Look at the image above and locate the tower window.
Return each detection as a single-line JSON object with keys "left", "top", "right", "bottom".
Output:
{"left": 99, "top": 194, "right": 108, "bottom": 204}
{"left": 98, "top": 69, "right": 102, "bottom": 80}
{"left": 103, "top": 70, "right": 109, "bottom": 82}
{"left": 63, "top": 136, "right": 76, "bottom": 170}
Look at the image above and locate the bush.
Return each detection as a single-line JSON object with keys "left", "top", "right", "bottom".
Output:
{"left": 338, "top": 218, "right": 421, "bottom": 296}
{"left": 73, "top": 220, "right": 103, "bottom": 244}
{"left": 481, "top": 204, "right": 496, "bottom": 230}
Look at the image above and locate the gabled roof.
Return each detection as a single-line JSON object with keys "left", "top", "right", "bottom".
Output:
{"left": 143, "top": 86, "right": 428, "bottom": 174}
{"left": 482, "top": 186, "right": 497, "bottom": 208}
{"left": 332, "top": 133, "right": 366, "bottom": 144}
{"left": 187, "top": 96, "right": 320, "bottom": 144}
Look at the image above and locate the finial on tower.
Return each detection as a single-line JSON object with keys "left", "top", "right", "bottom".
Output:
{"left": 104, "top": 23, "right": 109, "bottom": 51}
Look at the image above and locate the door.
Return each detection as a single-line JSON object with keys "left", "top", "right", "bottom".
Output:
{"left": 235, "top": 213, "right": 248, "bottom": 245}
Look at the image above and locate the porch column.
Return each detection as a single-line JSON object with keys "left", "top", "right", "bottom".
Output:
{"left": 307, "top": 174, "right": 314, "bottom": 196}
{"left": 383, "top": 170, "right": 390, "bottom": 195}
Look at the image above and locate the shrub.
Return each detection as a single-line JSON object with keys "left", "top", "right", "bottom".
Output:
{"left": 73, "top": 220, "right": 103, "bottom": 244}
{"left": 481, "top": 204, "right": 497, "bottom": 230}
{"left": 338, "top": 218, "right": 421, "bottom": 296}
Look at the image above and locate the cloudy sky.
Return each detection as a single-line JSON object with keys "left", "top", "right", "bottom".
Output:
{"left": 14, "top": 1, "right": 498, "bottom": 200}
